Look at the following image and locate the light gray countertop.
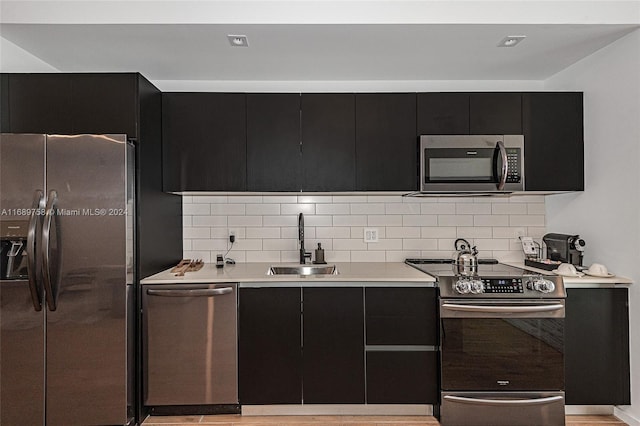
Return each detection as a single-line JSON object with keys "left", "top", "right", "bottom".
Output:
{"left": 141, "top": 262, "right": 437, "bottom": 285}
{"left": 504, "top": 262, "right": 633, "bottom": 286}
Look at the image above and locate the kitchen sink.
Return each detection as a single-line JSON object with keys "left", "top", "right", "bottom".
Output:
{"left": 266, "top": 265, "right": 339, "bottom": 276}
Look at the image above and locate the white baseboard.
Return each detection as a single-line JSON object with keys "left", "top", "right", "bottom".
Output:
{"left": 242, "top": 404, "right": 432, "bottom": 416}
{"left": 565, "top": 405, "right": 614, "bottom": 415}
{"left": 614, "top": 407, "right": 640, "bottom": 426}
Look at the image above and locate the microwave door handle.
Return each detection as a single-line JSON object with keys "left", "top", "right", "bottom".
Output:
{"left": 496, "top": 141, "right": 508, "bottom": 190}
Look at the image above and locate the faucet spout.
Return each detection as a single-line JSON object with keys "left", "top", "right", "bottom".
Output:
{"left": 298, "top": 212, "right": 311, "bottom": 264}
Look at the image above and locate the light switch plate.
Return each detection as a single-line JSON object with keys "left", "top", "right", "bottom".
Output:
{"left": 364, "top": 228, "right": 379, "bottom": 243}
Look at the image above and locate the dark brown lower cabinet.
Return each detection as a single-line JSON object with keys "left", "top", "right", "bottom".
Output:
{"left": 303, "top": 288, "right": 365, "bottom": 403}
{"left": 366, "top": 351, "right": 438, "bottom": 404}
{"left": 565, "top": 288, "right": 630, "bottom": 405}
{"left": 238, "top": 287, "right": 302, "bottom": 405}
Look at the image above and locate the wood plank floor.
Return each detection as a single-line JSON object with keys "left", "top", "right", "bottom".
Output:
{"left": 143, "top": 414, "right": 628, "bottom": 425}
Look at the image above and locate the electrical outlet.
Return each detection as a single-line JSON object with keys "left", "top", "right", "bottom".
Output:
{"left": 364, "top": 228, "right": 379, "bottom": 243}
{"left": 229, "top": 230, "right": 236, "bottom": 243}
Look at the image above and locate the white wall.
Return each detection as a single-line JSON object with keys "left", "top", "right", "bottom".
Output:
{"left": 544, "top": 29, "right": 640, "bottom": 424}
{"left": 0, "top": 36, "right": 58, "bottom": 72}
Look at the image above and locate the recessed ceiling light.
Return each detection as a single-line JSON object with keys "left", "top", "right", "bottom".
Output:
{"left": 227, "top": 35, "right": 249, "bottom": 47}
{"left": 497, "top": 35, "right": 526, "bottom": 48}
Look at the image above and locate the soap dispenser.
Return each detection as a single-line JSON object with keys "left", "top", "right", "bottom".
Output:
{"left": 313, "top": 243, "right": 326, "bottom": 264}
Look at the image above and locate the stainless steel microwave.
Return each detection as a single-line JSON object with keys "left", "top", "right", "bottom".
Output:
{"left": 420, "top": 135, "right": 525, "bottom": 193}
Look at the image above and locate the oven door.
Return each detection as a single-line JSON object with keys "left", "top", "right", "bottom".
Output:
{"left": 440, "top": 299, "right": 564, "bottom": 392}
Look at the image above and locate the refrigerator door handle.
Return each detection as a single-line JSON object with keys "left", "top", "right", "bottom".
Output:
{"left": 42, "top": 190, "right": 61, "bottom": 311}
{"left": 27, "top": 190, "right": 45, "bottom": 311}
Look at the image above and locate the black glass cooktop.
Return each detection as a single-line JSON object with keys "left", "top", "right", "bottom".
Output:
{"left": 405, "top": 258, "right": 528, "bottom": 278}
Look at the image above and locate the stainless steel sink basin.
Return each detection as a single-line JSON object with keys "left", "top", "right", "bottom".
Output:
{"left": 267, "top": 265, "right": 338, "bottom": 276}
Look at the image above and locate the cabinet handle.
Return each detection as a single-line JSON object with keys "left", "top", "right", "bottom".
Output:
{"left": 146, "top": 287, "right": 233, "bottom": 297}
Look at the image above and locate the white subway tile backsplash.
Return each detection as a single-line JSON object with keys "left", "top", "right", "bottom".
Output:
{"left": 421, "top": 226, "right": 457, "bottom": 238}
{"left": 281, "top": 203, "right": 316, "bottom": 215}
{"left": 184, "top": 227, "right": 211, "bottom": 239}
{"left": 421, "top": 203, "right": 456, "bottom": 215}
{"left": 211, "top": 203, "right": 246, "bottom": 215}
{"left": 305, "top": 215, "right": 333, "bottom": 227}
{"left": 457, "top": 227, "right": 493, "bottom": 238}
{"left": 368, "top": 215, "right": 402, "bottom": 226}
{"left": 246, "top": 203, "right": 280, "bottom": 215}
{"left": 404, "top": 215, "right": 438, "bottom": 226}
{"left": 474, "top": 215, "right": 509, "bottom": 227}
{"left": 386, "top": 227, "right": 421, "bottom": 238}
{"left": 403, "top": 239, "right": 439, "bottom": 251}
{"left": 333, "top": 215, "right": 367, "bottom": 226}
{"left": 182, "top": 195, "right": 546, "bottom": 263}
{"left": 492, "top": 203, "right": 528, "bottom": 215}
{"left": 263, "top": 215, "right": 296, "bottom": 227}
{"left": 246, "top": 227, "right": 281, "bottom": 239}
{"left": 298, "top": 195, "right": 333, "bottom": 204}
{"left": 456, "top": 203, "right": 492, "bottom": 215}
{"left": 351, "top": 203, "right": 385, "bottom": 215}
{"left": 316, "top": 204, "right": 350, "bottom": 215}
{"left": 192, "top": 215, "right": 227, "bottom": 227}
{"left": 385, "top": 203, "right": 421, "bottom": 215}
{"left": 183, "top": 203, "right": 210, "bottom": 215}
{"left": 439, "top": 215, "right": 474, "bottom": 226}
{"left": 228, "top": 216, "right": 263, "bottom": 227}
{"left": 351, "top": 251, "right": 386, "bottom": 262}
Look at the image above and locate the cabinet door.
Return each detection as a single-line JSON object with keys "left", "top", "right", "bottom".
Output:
{"left": 1, "top": 74, "right": 9, "bottom": 132}
{"left": 303, "top": 288, "right": 365, "bottom": 403}
{"left": 8, "top": 74, "right": 74, "bottom": 133}
{"left": 565, "top": 288, "right": 630, "bottom": 404}
{"left": 355, "top": 93, "right": 417, "bottom": 191}
{"left": 365, "top": 288, "right": 438, "bottom": 404}
{"left": 417, "top": 92, "right": 469, "bottom": 135}
{"left": 366, "top": 287, "right": 437, "bottom": 345}
{"left": 470, "top": 93, "right": 522, "bottom": 134}
{"left": 523, "top": 92, "right": 584, "bottom": 191}
{"left": 301, "top": 94, "right": 356, "bottom": 191}
{"left": 162, "top": 93, "right": 247, "bottom": 191}
{"left": 71, "top": 74, "right": 138, "bottom": 136}
{"left": 247, "top": 94, "right": 301, "bottom": 191}
{"left": 238, "top": 288, "right": 302, "bottom": 404}
{"left": 367, "top": 351, "right": 438, "bottom": 404}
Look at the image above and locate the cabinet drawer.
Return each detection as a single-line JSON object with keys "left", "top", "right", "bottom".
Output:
{"left": 365, "top": 288, "right": 437, "bottom": 345}
{"left": 366, "top": 351, "right": 438, "bottom": 404}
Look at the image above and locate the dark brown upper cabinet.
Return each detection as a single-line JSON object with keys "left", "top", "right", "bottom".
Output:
{"left": 523, "top": 92, "right": 584, "bottom": 191}
{"left": 355, "top": 93, "right": 417, "bottom": 191}
{"left": 417, "top": 92, "right": 470, "bottom": 135}
{"left": 6, "top": 73, "right": 139, "bottom": 137}
{"left": 246, "top": 94, "right": 302, "bottom": 191}
{"left": 469, "top": 92, "right": 522, "bottom": 134}
{"left": 162, "top": 93, "right": 247, "bottom": 192}
{"left": 417, "top": 92, "right": 522, "bottom": 135}
{"left": 301, "top": 94, "right": 356, "bottom": 191}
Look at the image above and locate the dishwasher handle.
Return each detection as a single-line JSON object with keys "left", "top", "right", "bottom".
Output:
{"left": 146, "top": 287, "right": 233, "bottom": 297}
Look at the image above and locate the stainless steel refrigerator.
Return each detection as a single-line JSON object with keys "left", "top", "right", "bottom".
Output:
{"left": 0, "top": 133, "right": 134, "bottom": 425}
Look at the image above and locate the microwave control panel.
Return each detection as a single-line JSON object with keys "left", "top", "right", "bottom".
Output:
{"left": 505, "top": 148, "right": 521, "bottom": 183}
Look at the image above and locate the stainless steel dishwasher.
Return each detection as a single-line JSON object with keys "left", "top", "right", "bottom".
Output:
{"left": 143, "top": 283, "right": 238, "bottom": 406}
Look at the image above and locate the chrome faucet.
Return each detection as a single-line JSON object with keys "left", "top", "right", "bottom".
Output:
{"left": 298, "top": 212, "right": 311, "bottom": 264}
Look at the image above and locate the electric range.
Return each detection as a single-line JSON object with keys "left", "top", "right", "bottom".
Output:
{"left": 405, "top": 258, "right": 567, "bottom": 426}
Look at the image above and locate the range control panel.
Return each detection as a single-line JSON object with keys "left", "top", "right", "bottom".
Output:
{"left": 483, "top": 278, "right": 523, "bottom": 294}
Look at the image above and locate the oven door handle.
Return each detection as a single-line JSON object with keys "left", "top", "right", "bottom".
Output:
{"left": 444, "top": 395, "right": 563, "bottom": 407}
{"left": 441, "top": 303, "right": 564, "bottom": 314}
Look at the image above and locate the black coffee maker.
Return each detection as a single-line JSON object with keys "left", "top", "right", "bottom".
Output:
{"left": 543, "top": 233, "right": 586, "bottom": 266}
{"left": 0, "top": 220, "right": 29, "bottom": 280}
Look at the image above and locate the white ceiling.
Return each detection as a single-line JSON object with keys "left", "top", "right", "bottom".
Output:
{"left": 0, "top": 1, "right": 639, "bottom": 89}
